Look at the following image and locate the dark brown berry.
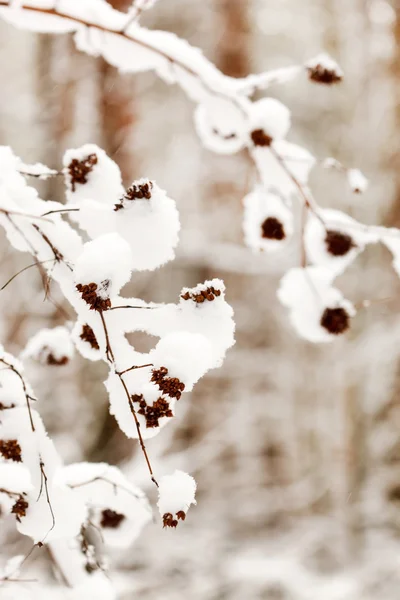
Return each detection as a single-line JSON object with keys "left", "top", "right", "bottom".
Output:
{"left": 261, "top": 217, "right": 285, "bottom": 241}
{"left": 320, "top": 307, "right": 350, "bottom": 335}
{"left": 100, "top": 509, "right": 125, "bottom": 529}
{"left": 251, "top": 129, "right": 273, "bottom": 147}
{"left": 68, "top": 154, "right": 98, "bottom": 192}
{"left": 325, "top": 230, "right": 354, "bottom": 257}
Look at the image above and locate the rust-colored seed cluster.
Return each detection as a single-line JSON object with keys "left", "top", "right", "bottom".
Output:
{"left": 181, "top": 286, "right": 221, "bottom": 304}
{"left": 163, "top": 511, "right": 186, "bottom": 528}
{"left": 114, "top": 181, "right": 153, "bottom": 211}
{"left": 100, "top": 508, "right": 125, "bottom": 529}
{"left": 261, "top": 217, "right": 285, "bottom": 241}
{"left": 251, "top": 128, "right": 273, "bottom": 147}
{"left": 46, "top": 353, "right": 69, "bottom": 366}
{"left": 12, "top": 496, "right": 28, "bottom": 521}
{"left": 320, "top": 307, "right": 350, "bottom": 335}
{"left": 132, "top": 394, "right": 173, "bottom": 428}
{"left": 307, "top": 64, "right": 342, "bottom": 85}
{"left": 76, "top": 283, "right": 111, "bottom": 311}
{"left": 0, "top": 439, "right": 22, "bottom": 462}
{"left": 68, "top": 153, "right": 98, "bottom": 192}
{"left": 151, "top": 367, "right": 185, "bottom": 400}
{"left": 80, "top": 324, "right": 100, "bottom": 350}
{"left": 325, "top": 230, "right": 354, "bottom": 257}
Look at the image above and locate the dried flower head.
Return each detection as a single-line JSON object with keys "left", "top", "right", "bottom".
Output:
{"left": 0, "top": 439, "right": 22, "bottom": 462}
{"left": 162, "top": 512, "right": 178, "bottom": 528}
{"left": 114, "top": 179, "right": 153, "bottom": 211}
{"left": 325, "top": 230, "right": 355, "bottom": 257}
{"left": 80, "top": 324, "right": 100, "bottom": 350}
{"left": 151, "top": 367, "right": 185, "bottom": 400}
{"left": 250, "top": 128, "right": 273, "bottom": 147}
{"left": 68, "top": 153, "right": 98, "bottom": 192}
{"left": 132, "top": 394, "right": 173, "bottom": 428}
{"left": 76, "top": 282, "right": 111, "bottom": 311}
{"left": 320, "top": 307, "right": 350, "bottom": 335}
{"left": 180, "top": 285, "right": 221, "bottom": 304}
{"left": 306, "top": 55, "right": 343, "bottom": 85}
{"left": 261, "top": 217, "right": 285, "bottom": 241}
{"left": 100, "top": 509, "right": 126, "bottom": 529}
{"left": 11, "top": 496, "right": 28, "bottom": 522}
{"left": 46, "top": 353, "right": 69, "bottom": 366}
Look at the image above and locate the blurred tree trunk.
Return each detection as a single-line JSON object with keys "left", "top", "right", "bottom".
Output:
{"left": 99, "top": 0, "right": 137, "bottom": 184}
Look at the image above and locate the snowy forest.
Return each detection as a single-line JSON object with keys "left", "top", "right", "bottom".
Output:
{"left": 1, "top": 1, "right": 400, "bottom": 599}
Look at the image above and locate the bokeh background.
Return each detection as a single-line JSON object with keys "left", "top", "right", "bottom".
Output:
{"left": 2, "top": 1, "right": 400, "bottom": 598}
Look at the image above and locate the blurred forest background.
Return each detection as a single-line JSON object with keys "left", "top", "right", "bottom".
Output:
{"left": 2, "top": 0, "right": 400, "bottom": 598}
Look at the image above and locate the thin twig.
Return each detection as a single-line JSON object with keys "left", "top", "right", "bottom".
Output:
{"left": 98, "top": 310, "right": 158, "bottom": 487}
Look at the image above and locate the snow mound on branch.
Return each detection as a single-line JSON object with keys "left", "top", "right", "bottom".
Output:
{"left": 278, "top": 267, "right": 355, "bottom": 343}
{"left": 243, "top": 187, "right": 293, "bottom": 252}
{"left": 22, "top": 326, "right": 74, "bottom": 366}
{"left": 157, "top": 470, "right": 196, "bottom": 526}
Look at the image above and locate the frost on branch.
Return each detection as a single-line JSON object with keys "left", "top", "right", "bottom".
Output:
{"left": 157, "top": 470, "right": 196, "bottom": 528}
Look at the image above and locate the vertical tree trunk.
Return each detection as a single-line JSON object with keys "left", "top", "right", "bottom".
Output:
{"left": 99, "top": 0, "right": 137, "bottom": 184}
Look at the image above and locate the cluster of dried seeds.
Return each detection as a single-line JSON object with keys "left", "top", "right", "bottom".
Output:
{"left": 80, "top": 324, "right": 100, "bottom": 350}
{"left": 151, "top": 367, "right": 185, "bottom": 400}
{"left": 307, "top": 63, "right": 342, "bottom": 85}
{"left": 12, "top": 496, "right": 28, "bottom": 522}
{"left": 100, "top": 508, "right": 125, "bottom": 529}
{"left": 76, "top": 283, "right": 111, "bottom": 311}
{"left": 114, "top": 180, "right": 153, "bottom": 210}
{"left": 181, "top": 286, "right": 221, "bottom": 304}
{"left": 0, "top": 439, "right": 22, "bottom": 462}
{"left": 250, "top": 128, "right": 273, "bottom": 147}
{"left": 162, "top": 510, "right": 186, "bottom": 528}
{"left": 67, "top": 153, "right": 98, "bottom": 192}
{"left": 132, "top": 393, "right": 173, "bottom": 428}
{"left": 46, "top": 353, "right": 69, "bottom": 366}
{"left": 320, "top": 307, "right": 350, "bottom": 335}
{"left": 325, "top": 230, "right": 355, "bottom": 257}
{"left": 261, "top": 217, "right": 285, "bottom": 241}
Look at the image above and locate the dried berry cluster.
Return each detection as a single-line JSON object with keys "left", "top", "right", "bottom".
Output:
{"left": 261, "top": 217, "right": 285, "bottom": 241}
{"left": 80, "top": 324, "right": 100, "bottom": 350}
{"left": 68, "top": 153, "right": 98, "bottom": 192}
{"left": 181, "top": 285, "right": 221, "bottom": 304}
{"left": 320, "top": 307, "right": 350, "bottom": 335}
{"left": 46, "top": 353, "right": 69, "bottom": 366}
{"left": 76, "top": 283, "right": 111, "bottom": 311}
{"left": 325, "top": 230, "right": 355, "bottom": 257}
{"left": 0, "top": 439, "right": 22, "bottom": 462}
{"left": 162, "top": 510, "right": 186, "bottom": 528}
{"left": 151, "top": 367, "right": 185, "bottom": 400}
{"left": 100, "top": 508, "right": 125, "bottom": 529}
{"left": 250, "top": 128, "right": 273, "bottom": 147}
{"left": 132, "top": 393, "right": 173, "bottom": 428}
{"left": 114, "top": 180, "right": 153, "bottom": 210}
{"left": 307, "top": 63, "right": 342, "bottom": 85}
{"left": 12, "top": 496, "right": 28, "bottom": 522}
